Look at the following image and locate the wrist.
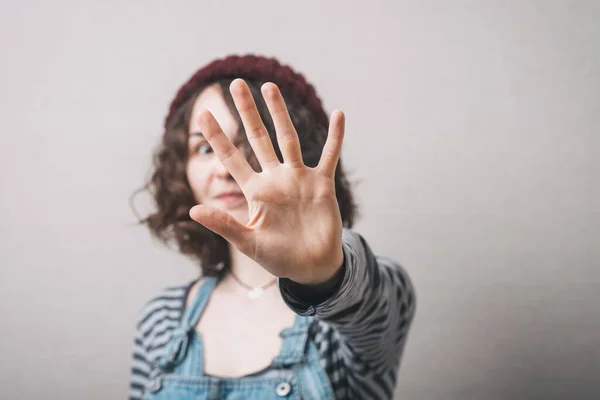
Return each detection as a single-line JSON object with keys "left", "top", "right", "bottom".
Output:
{"left": 280, "top": 256, "right": 347, "bottom": 305}
{"left": 291, "top": 249, "right": 345, "bottom": 285}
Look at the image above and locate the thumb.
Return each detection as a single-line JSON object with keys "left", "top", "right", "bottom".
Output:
{"left": 189, "top": 205, "right": 252, "bottom": 249}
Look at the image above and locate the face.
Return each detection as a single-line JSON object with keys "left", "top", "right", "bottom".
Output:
{"left": 186, "top": 83, "right": 253, "bottom": 224}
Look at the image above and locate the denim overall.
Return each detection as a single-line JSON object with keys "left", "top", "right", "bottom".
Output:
{"left": 143, "top": 276, "right": 335, "bottom": 400}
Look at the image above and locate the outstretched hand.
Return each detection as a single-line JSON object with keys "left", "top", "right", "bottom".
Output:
{"left": 189, "top": 79, "right": 345, "bottom": 285}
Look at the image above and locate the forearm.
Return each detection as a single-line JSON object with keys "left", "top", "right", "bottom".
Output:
{"left": 278, "top": 228, "right": 416, "bottom": 371}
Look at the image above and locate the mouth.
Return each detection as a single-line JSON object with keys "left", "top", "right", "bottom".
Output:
{"left": 216, "top": 191, "right": 244, "bottom": 199}
{"left": 215, "top": 192, "right": 246, "bottom": 207}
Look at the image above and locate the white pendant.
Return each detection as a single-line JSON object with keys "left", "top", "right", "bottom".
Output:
{"left": 248, "top": 287, "right": 264, "bottom": 299}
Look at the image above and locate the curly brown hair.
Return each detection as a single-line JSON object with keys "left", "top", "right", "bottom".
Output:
{"left": 130, "top": 78, "right": 359, "bottom": 277}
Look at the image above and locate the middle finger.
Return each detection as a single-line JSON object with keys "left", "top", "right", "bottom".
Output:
{"left": 261, "top": 82, "right": 304, "bottom": 168}
{"left": 230, "top": 79, "right": 279, "bottom": 170}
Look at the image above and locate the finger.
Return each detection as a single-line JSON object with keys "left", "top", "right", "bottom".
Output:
{"left": 230, "top": 79, "right": 280, "bottom": 170}
{"left": 197, "top": 109, "right": 255, "bottom": 188}
{"left": 189, "top": 205, "right": 253, "bottom": 250}
{"left": 261, "top": 82, "right": 303, "bottom": 168}
{"left": 316, "top": 110, "right": 345, "bottom": 178}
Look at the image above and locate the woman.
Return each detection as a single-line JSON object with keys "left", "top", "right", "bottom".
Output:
{"left": 129, "top": 54, "right": 416, "bottom": 399}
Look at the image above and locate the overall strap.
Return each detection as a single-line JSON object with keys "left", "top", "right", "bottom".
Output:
{"left": 183, "top": 276, "right": 218, "bottom": 328}
{"left": 155, "top": 276, "right": 218, "bottom": 371}
{"left": 271, "top": 314, "right": 313, "bottom": 367}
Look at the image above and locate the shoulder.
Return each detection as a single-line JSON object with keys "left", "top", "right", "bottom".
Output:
{"left": 135, "top": 280, "right": 197, "bottom": 345}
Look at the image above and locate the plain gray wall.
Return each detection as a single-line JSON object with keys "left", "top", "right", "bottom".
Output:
{"left": 1, "top": 0, "right": 598, "bottom": 399}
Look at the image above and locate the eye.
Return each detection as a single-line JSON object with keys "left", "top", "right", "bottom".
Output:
{"left": 195, "top": 143, "right": 213, "bottom": 155}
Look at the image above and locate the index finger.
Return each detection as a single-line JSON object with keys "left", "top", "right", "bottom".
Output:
{"left": 197, "top": 109, "right": 255, "bottom": 188}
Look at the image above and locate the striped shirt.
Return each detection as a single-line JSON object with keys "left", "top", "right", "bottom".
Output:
{"left": 129, "top": 229, "right": 416, "bottom": 399}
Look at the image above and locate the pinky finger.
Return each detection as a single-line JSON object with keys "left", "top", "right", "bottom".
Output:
{"left": 316, "top": 110, "right": 345, "bottom": 178}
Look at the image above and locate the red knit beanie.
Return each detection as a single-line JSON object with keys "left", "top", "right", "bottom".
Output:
{"left": 164, "top": 54, "right": 329, "bottom": 129}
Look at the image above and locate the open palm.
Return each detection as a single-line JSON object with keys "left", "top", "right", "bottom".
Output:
{"left": 189, "top": 79, "right": 345, "bottom": 284}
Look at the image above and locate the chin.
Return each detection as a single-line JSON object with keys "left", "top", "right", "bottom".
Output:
{"left": 203, "top": 198, "right": 249, "bottom": 225}
{"left": 231, "top": 207, "right": 250, "bottom": 225}
{"left": 208, "top": 202, "right": 249, "bottom": 224}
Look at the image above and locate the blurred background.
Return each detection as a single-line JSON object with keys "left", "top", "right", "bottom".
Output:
{"left": 1, "top": 0, "right": 598, "bottom": 399}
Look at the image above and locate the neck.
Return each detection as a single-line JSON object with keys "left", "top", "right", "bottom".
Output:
{"left": 226, "top": 243, "right": 277, "bottom": 288}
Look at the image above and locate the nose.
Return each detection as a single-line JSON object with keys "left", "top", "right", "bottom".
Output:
{"left": 211, "top": 155, "right": 233, "bottom": 179}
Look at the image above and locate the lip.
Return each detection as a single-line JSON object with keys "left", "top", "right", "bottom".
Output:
{"left": 215, "top": 192, "right": 246, "bottom": 207}
{"left": 216, "top": 191, "right": 244, "bottom": 199}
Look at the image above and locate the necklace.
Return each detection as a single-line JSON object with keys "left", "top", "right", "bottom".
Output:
{"left": 229, "top": 270, "right": 278, "bottom": 299}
